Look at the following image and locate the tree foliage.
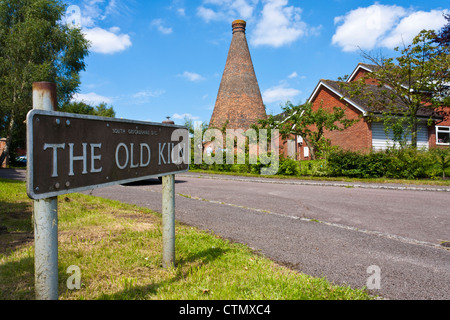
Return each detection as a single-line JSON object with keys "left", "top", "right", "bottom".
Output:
{"left": 257, "top": 102, "right": 358, "bottom": 160}
{"left": 340, "top": 30, "right": 450, "bottom": 147}
{"left": 0, "top": 0, "right": 90, "bottom": 164}
{"left": 60, "top": 101, "right": 116, "bottom": 118}
{"left": 434, "top": 13, "right": 450, "bottom": 47}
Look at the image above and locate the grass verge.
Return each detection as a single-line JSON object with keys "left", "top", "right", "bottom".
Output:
{"left": 188, "top": 169, "right": 450, "bottom": 186}
{"left": 0, "top": 178, "right": 373, "bottom": 300}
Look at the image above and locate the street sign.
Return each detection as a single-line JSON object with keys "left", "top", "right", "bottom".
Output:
{"left": 27, "top": 109, "right": 189, "bottom": 200}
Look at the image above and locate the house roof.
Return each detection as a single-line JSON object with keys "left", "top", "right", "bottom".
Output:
{"left": 308, "top": 79, "right": 368, "bottom": 115}
{"left": 274, "top": 62, "right": 445, "bottom": 122}
{"left": 309, "top": 79, "right": 441, "bottom": 119}
{"left": 347, "top": 63, "right": 380, "bottom": 82}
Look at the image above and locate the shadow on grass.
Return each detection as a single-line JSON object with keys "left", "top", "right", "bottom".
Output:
{"left": 0, "top": 256, "right": 34, "bottom": 300}
{"left": 0, "top": 199, "right": 33, "bottom": 256}
{"left": 97, "top": 247, "right": 229, "bottom": 300}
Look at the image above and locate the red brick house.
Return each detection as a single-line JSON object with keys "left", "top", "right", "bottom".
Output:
{"left": 0, "top": 138, "right": 7, "bottom": 168}
{"left": 281, "top": 63, "right": 449, "bottom": 160}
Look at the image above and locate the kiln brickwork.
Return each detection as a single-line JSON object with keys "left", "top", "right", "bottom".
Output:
{"left": 209, "top": 20, "right": 266, "bottom": 131}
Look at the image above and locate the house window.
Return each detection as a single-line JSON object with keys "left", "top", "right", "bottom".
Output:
{"left": 304, "top": 147, "right": 309, "bottom": 158}
{"left": 436, "top": 126, "right": 450, "bottom": 145}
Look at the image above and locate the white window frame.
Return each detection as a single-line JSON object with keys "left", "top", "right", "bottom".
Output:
{"left": 436, "top": 126, "right": 450, "bottom": 145}
{"left": 304, "top": 146, "right": 309, "bottom": 158}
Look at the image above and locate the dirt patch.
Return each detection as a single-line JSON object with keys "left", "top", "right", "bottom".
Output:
{"left": 114, "top": 213, "right": 159, "bottom": 232}
{"left": 59, "top": 223, "right": 126, "bottom": 244}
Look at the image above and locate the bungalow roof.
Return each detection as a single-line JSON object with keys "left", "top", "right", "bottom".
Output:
{"left": 309, "top": 79, "right": 441, "bottom": 119}
{"left": 347, "top": 63, "right": 380, "bottom": 82}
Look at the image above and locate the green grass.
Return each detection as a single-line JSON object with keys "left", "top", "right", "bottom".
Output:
{"left": 0, "top": 178, "right": 373, "bottom": 300}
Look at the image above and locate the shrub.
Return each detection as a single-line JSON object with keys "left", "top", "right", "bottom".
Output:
{"left": 326, "top": 150, "right": 365, "bottom": 177}
{"left": 428, "top": 148, "right": 450, "bottom": 179}
{"left": 326, "top": 147, "right": 436, "bottom": 179}
{"left": 278, "top": 157, "right": 300, "bottom": 176}
{"left": 383, "top": 147, "right": 433, "bottom": 179}
{"left": 360, "top": 152, "right": 390, "bottom": 178}
{"left": 191, "top": 145, "right": 447, "bottom": 180}
{"left": 309, "top": 160, "right": 331, "bottom": 177}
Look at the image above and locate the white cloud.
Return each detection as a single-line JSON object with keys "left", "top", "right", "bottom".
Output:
{"left": 332, "top": 4, "right": 448, "bottom": 52}
{"left": 132, "top": 90, "right": 165, "bottom": 99}
{"left": 381, "top": 10, "right": 448, "bottom": 49}
{"left": 197, "top": 0, "right": 257, "bottom": 22}
{"left": 197, "top": 6, "right": 222, "bottom": 22}
{"left": 172, "top": 113, "right": 200, "bottom": 120}
{"left": 288, "top": 71, "right": 298, "bottom": 79}
{"left": 104, "top": 0, "right": 120, "bottom": 17}
{"left": 83, "top": 27, "right": 132, "bottom": 54}
{"left": 251, "top": 0, "right": 308, "bottom": 48}
{"left": 332, "top": 4, "right": 406, "bottom": 52}
{"left": 168, "top": 0, "right": 187, "bottom": 17}
{"left": 180, "top": 71, "right": 206, "bottom": 82}
{"left": 263, "top": 84, "right": 301, "bottom": 104}
{"left": 64, "top": 1, "right": 133, "bottom": 55}
{"left": 177, "top": 8, "right": 186, "bottom": 16}
{"left": 151, "top": 19, "right": 173, "bottom": 35}
{"left": 229, "top": 0, "right": 257, "bottom": 20}
{"left": 196, "top": 0, "right": 317, "bottom": 48}
{"left": 72, "top": 92, "right": 113, "bottom": 105}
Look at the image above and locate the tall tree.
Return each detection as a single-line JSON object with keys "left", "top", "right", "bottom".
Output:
{"left": 258, "top": 102, "right": 357, "bottom": 160}
{"left": 341, "top": 30, "right": 450, "bottom": 147}
{"left": 0, "top": 0, "right": 90, "bottom": 165}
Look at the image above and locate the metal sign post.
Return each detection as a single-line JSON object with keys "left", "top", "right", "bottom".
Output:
{"left": 31, "top": 82, "right": 59, "bottom": 300}
{"left": 162, "top": 174, "right": 176, "bottom": 268}
{"left": 27, "top": 82, "right": 189, "bottom": 299}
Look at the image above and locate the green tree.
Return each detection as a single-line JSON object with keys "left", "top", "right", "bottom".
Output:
{"left": 258, "top": 102, "right": 358, "bottom": 160}
{"left": 183, "top": 116, "right": 208, "bottom": 136}
{"left": 434, "top": 13, "right": 450, "bottom": 47}
{"left": 0, "top": 0, "right": 90, "bottom": 165}
{"left": 94, "top": 102, "right": 116, "bottom": 118}
{"left": 60, "top": 101, "right": 116, "bottom": 118}
{"left": 184, "top": 117, "right": 208, "bottom": 167}
{"left": 341, "top": 30, "right": 450, "bottom": 147}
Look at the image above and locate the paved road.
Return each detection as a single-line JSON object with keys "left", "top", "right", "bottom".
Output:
{"left": 3, "top": 169, "right": 449, "bottom": 300}
{"left": 84, "top": 173, "right": 449, "bottom": 300}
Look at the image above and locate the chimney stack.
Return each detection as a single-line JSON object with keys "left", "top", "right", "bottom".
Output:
{"left": 209, "top": 20, "right": 266, "bottom": 131}
{"left": 232, "top": 19, "right": 246, "bottom": 33}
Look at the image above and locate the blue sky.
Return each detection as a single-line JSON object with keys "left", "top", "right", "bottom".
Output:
{"left": 64, "top": 0, "right": 449, "bottom": 125}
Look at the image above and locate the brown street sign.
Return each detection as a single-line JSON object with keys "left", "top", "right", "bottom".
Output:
{"left": 26, "top": 110, "right": 189, "bottom": 200}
